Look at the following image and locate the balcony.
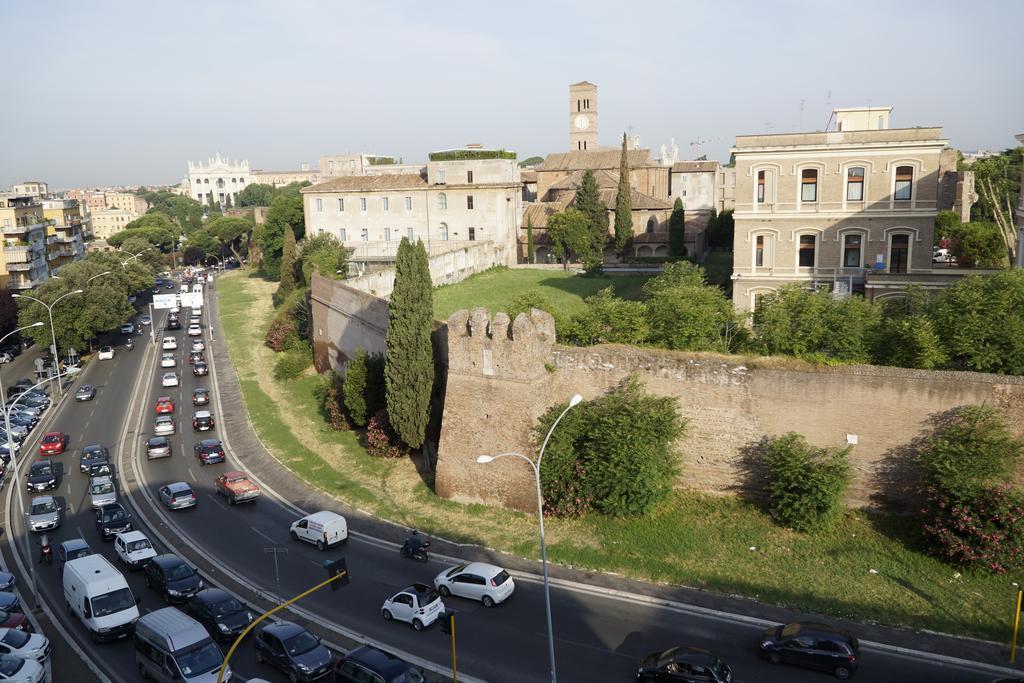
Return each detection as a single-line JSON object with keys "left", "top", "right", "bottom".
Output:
{"left": 3, "top": 245, "right": 31, "bottom": 262}
{"left": 7, "top": 274, "right": 45, "bottom": 290}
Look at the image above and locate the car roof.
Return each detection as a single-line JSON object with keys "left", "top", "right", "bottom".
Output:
{"left": 162, "top": 372, "right": 176, "bottom": 377}
{"left": 59, "top": 538, "right": 89, "bottom": 551}
{"left": 31, "top": 495, "right": 54, "bottom": 504}
{"left": 152, "top": 553, "right": 187, "bottom": 568}
{"left": 117, "top": 530, "right": 147, "bottom": 543}
{"left": 782, "top": 622, "right": 854, "bottom": 640}
{"left": 148, "top": 436, "right": 168, "bottom": 444}
{"left": 221, "top": 470, "right": 246, "bottom": 479}
{"left": 193, "top": 588, "right": 231, "bottom": 605}
{"left": 458, "top": 562, "right": 505, "bottom": 577}
{"left": 347, "top": 646, "right": 415, "bottom": 676}
{"left": 155, "top": 414, "right": 173, "bottom": 421}
{"left": 99, "top": 502, "right": 126, "bottom": 512}
{"left": 30, "top": 459, "right": 52, "bottom": 468}
{"left": 194, "top": 410, "right": 211, "bottom": 418}
{"left": 166, "top": 481, "right": 192, "bottom": 492}
{"left": 89, "top": 476, "right": 113, "bottom": 485}
{"left": 193, "top": 388, "right": 208, "bottom": 393}
{"left": 157, "top": 396, "right": 172, "bottom": 402}
{"left": 263, "top": 620, "right": 303, "bottom": 638}
{"left": 199, "top": 438, "right": 220, "bottom": 447}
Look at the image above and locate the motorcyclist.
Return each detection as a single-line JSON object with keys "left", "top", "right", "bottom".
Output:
{"left": 125, "top": 338, "right": 134, "bottom": 351}
{"left": 39, "top": 533, "right": 50, "bottom": 564}
{"left": 403, "top": 530, "right": 424, "bottom": 554}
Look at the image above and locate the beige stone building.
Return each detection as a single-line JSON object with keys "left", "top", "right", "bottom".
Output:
{"left": 251, "top": 166, "right": 320, "bottom": 188}
{"left": 730, "top": 107, "right": 961, "bottom": 311}
{"left": 41, "top": 199, "right": 87, "bottom": 272}
{"left": 318, "top": 154, "right": 406, "bottom": 178}
{"left": 0, "top": 197, "right": 50, "bottom": 289}
{"left": 11, "top": 181, "right": 48, "bottom": 199}
{"left": 104, "top": 192, "right": 147, "bottom": 216}
{"left": 301, "top": 150, "right": 522, "bottom": 263}
{"left": 90, "top": 209, "right": 135, "bottom": 240}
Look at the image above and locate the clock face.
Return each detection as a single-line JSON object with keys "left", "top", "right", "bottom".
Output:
{"left": 574, "top": 115, "right": 590, "bottom": 130}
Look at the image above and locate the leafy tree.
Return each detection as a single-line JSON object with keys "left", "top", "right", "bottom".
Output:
{"left": 257, "top": 184, "right": 307, "bottom": 278}
{"left": 277, "top": 226, "right": 297, "bottom": 301}
{"left": 931, "top": 270, "right": 1024, "bottom": 374}
{"left": 564, "top": 288, "right": 649, "bottom": 346}
{"left": 948, "top": 221, "right": 1007, "bottom": 269}
{"left": 645, "top": 275, "right": 743, "bottom": 352}
{"left": 185, "top": 229, "right": 218, "bottom": 259}
{"left": 299, "top": 232, "right": 348, "bottom": 284}
{"left": 574, "top": 169, "right": 608, "bottom": 254}
{"left": 343, "top": 347, "right": 370, "bottom": 427}
{"left": 537, "top": 378, "right": 685, "bottom": 517}
{"left": 206, "top": 192, "right": 217, "bottom": 212}
{"left": 872, "top": 288, "right": 947, "bottom": 369}
{"left": 966, "top": 146, "right": 1022, "bottom": 224}
{"left": 705, "top": 209, "right": 720, "bottom": 249}
{"left": 384, "top": 239, "right": 434, "bottom": 449}
{"left": 237, "top": 183, "right": 277, "bottom": 207}
{"left": 668, "top": 197, "right": 686, "bottom": 260}
{"left": 526, "top": 215, "right": 535, "bottom": 264}
{"left": 643, "top": 261, "right": 706, "bottom": 294}
{"left": 546, "top": 208, "right": 596, "bottom": 270}
{"left": 519, "top": 156, "right": 544, "bottom": 167}
{"left": 144, "top": 192, "right": 204, "bottom": 232}
{"left": 182, "top": 246, "right": 206, "bottom": 266}
{"left": 206, "top": 215, "right": 253, "bottom": 264}
{"left": 934, "top": 210, "right": 962, "bottom": 244}
{"left": 613, "top": 133, "right": 633, "bottom": 254}
{"left": 224, "top": 193, "right": 233, "bottom": 209}
{"left": 716, "top": 210, "right": 734, "bottom": 251}
{"left": 118, "top": 235, "right": 166, "bottom": 270}
{"left": 0, "top": 289, "right": 17, "bottom": 338}
{"left": 763, "top": 433, "right": 852, "bottom": 532}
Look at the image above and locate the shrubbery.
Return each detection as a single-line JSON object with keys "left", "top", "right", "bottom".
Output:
{"left": 563, "top": 288, "right": 648, "bottom": 346}
{"left": 762, "top": 433, "right": 851, "bottom": 531}
{"left": 273, "top": 342, "right": 312, "bottom": 380}
{"left": 538, "top": 378, "right": 685, "bottom": 517}
{"left": 314, "top": 371, "right": 349, "bottom": 431}
{"left": 918, "top": 405, "right": 1024, "bottom": 572}
{"left": 343, "top": 347, "right": 385, "bottom": 427}
{"left": 365, "top": 409, "right": 406, "bottom": 458}
{"left": 264, "top": 316, "right": 297, "bottom": 352}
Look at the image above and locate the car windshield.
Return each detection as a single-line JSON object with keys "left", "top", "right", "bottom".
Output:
{"left": 176, "top": 641, "right": 223, "bottom": 677}
{"left": 32, "top": 464, "right": 53, "bottom": 477}
{"left": 42, "top": 435, "right": 60, "bottom": 444}
{"left": 148, "top": 439, "right": 167, "bottom": 448}
{"left": 69, "top": 548, "right": 90, "bottom": 561}
{"left": 710, "top": 658, "right": 728, "bottom": 677}
{"left": 91, "top": 587, "right": 135, "bottom": 617}
{"left": 780, "top": 623, "right": 802, "bottom": 639}
{"left": 84, "top": 447, "right": 107, "bottom": 459}
{"left": 226, "top": 475, "right": 246, "bottom": 485}
{"left": 445, "top": 564, "right": 467, "bottom": 578}
{"left": 103, "top": 507, "right": 127, "bottom": 522}
{"left": 166, "top": 563, "right": 194, "bottom": 581}
{"left": 418, "top": 589, "right": 441, "bottom": 606}
{"left": 211, "top": 597, "right": 244, "bottom": 617}
{"left": 0, "top": 655, "right": 23, "bottom": 676}
{"left": 90, "top": 482, "right": 114, "bottom": 495}
{"left": 283, "top": 631, "right": 319, "bottom": 657}
{"left": 202, "top": 444, "right": 219, "bottom": 453}
{"left": 127, "top": 539, "right": 151, "bottom": 553}
{"left": 0, "top": 629, "right": 29, "bottom": 648}
{"left": 31, "top": 500, "right": 56, "bottom": 515}
{"left": 492, "top": 570, "right": 511, "bottom": 585}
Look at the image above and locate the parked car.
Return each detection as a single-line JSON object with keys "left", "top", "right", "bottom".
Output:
{"left": 161, "top": 372, "right": 178, "bottom": 388}
{"left": 192, "top": 361, "right": 209, "bottom": 377}
{"left": 192, "top": 388, "right": 210, "bottom": 406}
{"left": 119, "top": 323, "right": 135, "bottom": 334}
{"left": 254, "top": 621, "right": 333, "bottom": 681}
{"left": 381, "top": 584, "right": 445, "bottom": 631}
{"left": 191, "top": 411, "right": 215, "bottom": 432}
{"left": 144, "top": 554, "right": 203, "bottom": 604}
{"left": 94, "top": 502, "right": 132, "bottom": 540}
{"left": 145, "top": 437, "right": 171, "bottom": 459}
{"left": 160, "top": 353, "right": 176, "bottom": 368}
{"left": 38, "top": 432, "right": 67, "bottom": 456}
{"left": 153, "top": 415, "right": 176, "bottom": 436}
{"left": 214, "top": 471, "right": 260, "bottom": 505}
{"left": 27, "top": 496, "right": 60, "bottom": 532}
{"left": 56, "top": 539, "right": 92, "bottom": 575}
{"left": 433, "top": 562, "right": 514, "bottom": 607}
{"left": 97, "top": 346, "right": 114, "bottom": 361}
{"left": 0, "top": 628, "right": 50, "bottom": 667}
{"left": 162, "top": 337, "right": 177, "bottom": 350}
{"left": 0, "top": 353, "right": 11, "bottom": 365}
{"left": 0, "top": 595, "right": 19, "bottom": 615}
{"left": 0, "top": 574, "right": 13, "bottom": 595}
{"left": 0, "top": 652, "right": 44, "bottom": 682}
{"left": 636, "top": 646, "right": 733, "bottom": 683}
{"left": 24, "top": 461, "right": 57, "bottom": 493}
{"left": 760, "top": 622, "right": 860, "bottom": 680}
{"left": 74, "top": 385, "right": 96, "bottom": 402}
{"left": 155, "top": 396, "right": 175, "bottom": 414}
{"left": 0, "top": 611, "right": 31, "bottom": 635}
{"left": 79, "top": 444, "right": 109, "bottom": 473}
{"left": 88, "top": 476, "right": 117, "bottom": 509}
{"left": 334, "top": 645, "right": 425, "bottom": 683}
{"left": 159, "top": 482, "right": 197, "bottom": 510}
{"left": 194, "top": 439, "right": 224, "bottom": 465}
{"left": 113, "top": 531, "right": 156, "bottom": 569}
{"left": 186, "top": 589, "right": 253, "bottom": 642}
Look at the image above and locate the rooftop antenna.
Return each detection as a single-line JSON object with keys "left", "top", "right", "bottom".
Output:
{"left": 690, "top": 136, "right": 722, "bottom": 158}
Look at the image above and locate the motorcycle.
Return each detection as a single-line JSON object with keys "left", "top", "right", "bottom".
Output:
{"left": 125, "top": 340, "right": 134, "bottom": 351}
{"left": 400, "top": 533, "right": 430, "bottom": 563}
{"left": 39, "top": 543, "right": 52, "bottom": 565}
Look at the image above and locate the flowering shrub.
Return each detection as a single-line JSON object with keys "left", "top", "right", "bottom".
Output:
{"left": 264, "top": 316, "right": 296, "bottom": 352}
{"left": 366, "top": 409, "right": 406, "bottom": 459}
{"left": 541, "top": 461, "right": 592, "bottom": 518}
{"left": 921, "top": 483, "right": 1024, "bottom": 573}
{"left": 314, "top": 371, "right": 349, "bottom": 431}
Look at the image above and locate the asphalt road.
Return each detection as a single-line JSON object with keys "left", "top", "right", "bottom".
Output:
{"left": 3, "top": 280, "right": 1018, "bottom": 683}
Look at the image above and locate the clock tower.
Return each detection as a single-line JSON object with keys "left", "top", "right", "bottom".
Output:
{"left": 569, "top": 81, "right": 598, "bottom": 151}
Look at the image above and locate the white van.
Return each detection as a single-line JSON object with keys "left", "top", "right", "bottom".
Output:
{"left": 63, "top": 554, "right": 139, "bottom": 642}
{"left": 135, "top": 607, "right": 231, "bottom": 682}
{"left": 289, "top": 511, "right": 347, "bottom": 550}
{"left": 192, "top": 283, "right": 204, "bottom": 296}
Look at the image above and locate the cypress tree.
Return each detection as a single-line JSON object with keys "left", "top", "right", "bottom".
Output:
{"left": 343, "top": 347, "right": 369, "bottom": 427}
{"left": 385, "top": 238, "right": 434, "bottom": 449}
{"left": 668, "top": 197, "right": 686, "bottom": 260}
{"left": 526, "top": 215, "right": 535, "bottom": 263}
{"left": 574, "top": 169, "right": 608, "bottom": 255}
{"left": 206, "top": 192, "right": 216, "bottom": 211}
{"left": 224, "top": 193, "right": 233, "bottom": 209}
{"left": 614, "top": 133, "right": 633, "bottom": 255}
{"left": 277, "top": 225, "right": 297, "bottom": 300}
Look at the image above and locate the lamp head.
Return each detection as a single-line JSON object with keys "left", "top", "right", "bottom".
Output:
{"left": 476, "top": 455, "right": 494, "bottom": 464}
{"left": 569, "top": 394, "right": 583, "bottom": 408}
{"left": 72, "top": 289, "right": 83, "bottom": 294}
{"left": 29, "top": 322, "right": 43, "bottom": 328}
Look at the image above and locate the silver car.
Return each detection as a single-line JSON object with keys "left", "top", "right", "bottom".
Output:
{"left": 159, "top": 482, "right": 197, "bottom": 510}
{"left": 153, "top": 415, "right": 176, "bottom": 436}
{"left": 146, "top": 437, "right": 171, "bottom": 459}
{"left": 88, "top": 476, "right": 117, "bottom": 509}
{"left": 28, "top": 496, "right": 60, "bottom": 531}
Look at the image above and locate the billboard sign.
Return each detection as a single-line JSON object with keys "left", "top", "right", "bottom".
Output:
{"left": 153, "top": 294, "right": 178, "bottom": 310}
{"left": 179, "top": 292, "right": 203, "bottom": 308}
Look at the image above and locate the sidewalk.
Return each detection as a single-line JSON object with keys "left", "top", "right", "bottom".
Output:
{"left": 207, "top": 275, "right": 1024, "bottom": 675}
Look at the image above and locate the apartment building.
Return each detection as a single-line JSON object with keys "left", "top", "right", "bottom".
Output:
{"left": 104, "top": 192, "right": 147, "bottom": 216}
{"left": 301, "top": 150, "right": 521, "bottom": 262}
{"left": 11, "top": 181, "right": 48, "bottom": 199}
{"left": 90, "top": 210, "right": 135, "bottom": 240}
{"left": 318, "top": 154, "right": 406, "bottom": 178}
{"left": 730, "top": 107, "right": 957, "bottom": 311}
{"left": 0, "top": 197, "right": 50, "bottom": 290}
{"left": 41, "top": 199, "right": 87, "bottom": 272}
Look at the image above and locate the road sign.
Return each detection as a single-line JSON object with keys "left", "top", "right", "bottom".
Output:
{"left": 152, "top": 294, "right": 178, "bottom": 310}
{"left": 179, "top": 292, "right": 202, "bottom": 308}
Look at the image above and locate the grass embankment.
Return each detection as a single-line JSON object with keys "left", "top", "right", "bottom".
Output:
{"left": 217, "top": 268, "right": 1013, "bottom": 642}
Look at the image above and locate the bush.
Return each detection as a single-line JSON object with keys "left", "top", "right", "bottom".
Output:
{"left": 365, "top": 409, "right": 406, "bottom": 458}
{"left": 643, "top": 265, "right": 744, "bottom": 353}
{"left": 763, "top": 433, "right": 852, "bottom": 532}
{"left": 342, "top": 347, "right": 383, "bottom": 428}
{"left": 264, "top": 316, "right": 297, "bottom": 352}
{"left": 918, "top": 405, "right": 1021, "bottom": 498}
{"left": 563, "top": 288, "right": 649, "bottom": 346}
{"left": 273, "top": 343, "right": 311, "bottom": 380}
{"left": 314, "top": 371, "right": 349, "bottom": 431}
{"left": 948, "top": 221, "right": 1007, "bottom": 269}
{"left": 538, "top": 378, "right": 685, "bottom": 517}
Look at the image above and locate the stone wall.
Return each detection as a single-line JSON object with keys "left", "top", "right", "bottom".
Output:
{"left": 435, "top": 309, "right": 1024, "bottom": 512}
{"left": 311, "top": 274, "right": 390, "bottom": 373}
{"left": 346, "top": 241, "right": 512, "bottom": 299}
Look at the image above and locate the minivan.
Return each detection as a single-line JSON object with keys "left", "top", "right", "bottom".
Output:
{"left": 135, "top": 607, "right": 231, "bottom": 682}
{"left": 63, "top": 554, "right": 139, "bottom": 642}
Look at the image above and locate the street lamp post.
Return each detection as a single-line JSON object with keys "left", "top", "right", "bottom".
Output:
{"left": 118, "top": 246, "right": 153, "bottom": 268}
{"left": 12, "top": 289, "right": 84, "bottom": 396}
{"left": 0, "top": 322, "right": 45, "bottom": 608}
{"left": 476, "top": 393, "right": 583, "bottom": 683}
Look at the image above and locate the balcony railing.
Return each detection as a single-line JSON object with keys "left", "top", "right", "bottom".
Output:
{"left": 3, "top": 246, "right": 32, "bottom": 263}
{"left": 734, "top": 199, "right": 938, "bottom": 214}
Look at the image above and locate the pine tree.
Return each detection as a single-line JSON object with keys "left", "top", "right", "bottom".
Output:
{"left": 574, "top": 169, "right": 608, "bottom": 255}
{"left": 668, "top": 197, "right": 686, "bottom": 260}
{"left": 277, "top": 225, "right": 297, "bottom": 300}
{"left": 614, "top": 133, "right": 633, "bottom": 255}
{"left": 343, "top": 347, "right": 369, "bottom": 427}
{"left": 385, "top": 238, "right": 434, "bottom": 449}
{"left": 526, "top": 215, "right": 535, "bottom": 263}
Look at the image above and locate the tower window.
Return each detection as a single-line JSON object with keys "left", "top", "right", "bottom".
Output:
{"left": 467, "top": 171, "right": 473, "bottom": 183}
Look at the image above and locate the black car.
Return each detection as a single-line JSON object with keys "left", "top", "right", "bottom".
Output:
{"left": 192, "top": 361, "right": 209, "bottom": 376}
{"left": 335, "top": 645, "right": 425, "bottom": 683}
{"left": 79, "top": 444, "right": 109, "bottom": 473}
{"left": 192, "top": 388, "right": 210, "bottom": 406}
{"left": 7, "top": 413, "right": 35, "bottom": 429}
{"left": 760, "top": 622, "right": 860, "bottom": 680}
{"left": 25, "top": 460, "right": 57, "bottom": 492}
{"left": 255, "top": 621, "right": 333, "bottom": 682}
{"left": 194, "top": 439, "right": 225, "bottom": 465}
{"left": 187, "top": 589, "right": 254, "bottom": 642}
{"left": 636, "top": 646, "right": 732, "bottom": 682}
{"left": 0, "top": 345, "right": 20, "bottom": 359}
{"left": 95, "top": 502, "right": 132, "bottom": 540}
{"left": 145, "top": 554, "right": 203, "bottom": 604}
{"left": 167, "top": 319, "right": 181, "bottom": 331}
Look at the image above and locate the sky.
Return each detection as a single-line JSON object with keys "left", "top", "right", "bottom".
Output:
{"left": 2, "top": 0, "right": 1021, "bottom": 189}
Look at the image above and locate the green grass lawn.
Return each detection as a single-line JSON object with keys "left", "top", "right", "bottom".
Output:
{"left": 217, "top": 269, "right": 1014, "bottom": 643}
{"left": 433, "top": 267, "right": 653, "bottom": 320}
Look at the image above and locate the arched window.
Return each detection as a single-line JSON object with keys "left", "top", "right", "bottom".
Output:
{"left": 646, "top": 217, "right": 657, "bottom": 233}
{"left": 437, "top": 193, "right": 447, "bottom": 210}
{"left": 846, "top": 167, "right": 865, "bottom": 201}
{"left": 894, "top": 166, "right": 913, "bottom": 201}
{"left": 439, "top": 222, "right": 449, "bottom": 241}
{"left": 800, "top": 169, "right": 818, "bottom": 202}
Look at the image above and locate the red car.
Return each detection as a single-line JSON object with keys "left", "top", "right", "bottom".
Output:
{"left": 214, "top": 471, "right": 260, "bottom": 504}
{"left": 39, "top": 432, "right": 68, "bottom": 456}
{"left": 155, "top": 396, "right": 175, "bottom": 415}
{"left": 0, "top": 608, "right": 31, "bottom": 632}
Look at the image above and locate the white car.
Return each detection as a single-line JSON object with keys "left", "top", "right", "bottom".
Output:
{"left": 162, "top": 337, "right": 177, "bottom": 350}
{"left": 433, "top": 562, "right": 515, "bottom": 607}
{"left": 161, "top": 373, "right": 178, "bottom": 388}
{"left": 169, "top": 306, "right": 180, "bottom": 314}
{"left": 160, "top": 353, "right": 176, "bottom": 368}
{"left": 113, "top": 531, "right": 157, "bottom": 569}
{"left": 190, "top": 339, "right": 205, "bottom": 352}
{"left": 187, "top": 325, "right": 202, "bottom": 337}
{"left": 0, "top": 653, "right": 44, "bottom": 682}
{"left": 97, "top": 346, "right": 114, "bottom": 361}
{"left": 140, "top": 315, "right": 151, "bottom": 326}
{"left": 381, "top": 584, "right": 445, "bottom": 631}
{"left": 0, "top": 628, "right": 50, "bottom": 665}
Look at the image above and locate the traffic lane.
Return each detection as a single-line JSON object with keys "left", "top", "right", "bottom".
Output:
{"left": 11, "top": 336, "right": 289, "bottom": 683}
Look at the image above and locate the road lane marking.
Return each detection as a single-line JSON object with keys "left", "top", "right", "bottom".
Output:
{"left": 187, "top": 467, "right": 197, "bottom": 482}
{"left": 205, "top": 494, "right": 227, "bottom": 511}
{"left": 249, "top": 526, "right": 277, "bottom": 544}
